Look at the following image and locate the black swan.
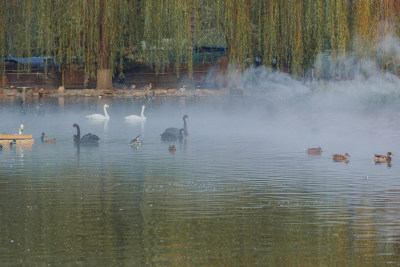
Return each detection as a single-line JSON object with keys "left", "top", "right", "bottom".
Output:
{"left": 73, "top": 123, "right": 99, "bottom": 143}
{"left": 161, "top": 115, "right": 189, "bottom": 141}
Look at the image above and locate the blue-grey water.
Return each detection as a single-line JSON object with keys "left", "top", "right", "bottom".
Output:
{"left": 1, "top": 91, "right": 400, "bottom": 266}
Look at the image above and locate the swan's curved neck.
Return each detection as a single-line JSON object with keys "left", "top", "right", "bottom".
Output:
{"left": 141, "top": 106, "right": 145, "bottom": 118}
{"left": 75, "top": 125, "right": 80, "bottom": 139}
{"left": 104, "top": 106, "right": 109, "bottom": 119}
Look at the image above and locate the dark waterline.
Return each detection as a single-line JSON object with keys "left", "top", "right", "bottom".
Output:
{"left": 1, "top": 95, "right": 400, "bottom": 265}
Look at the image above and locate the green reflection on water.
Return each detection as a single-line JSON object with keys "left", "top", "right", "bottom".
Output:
{"left": 1, "top": 164, "right": 400, "bottom": 266}
{"left": 1, "top": 95, "right": 400, "bottom": 266}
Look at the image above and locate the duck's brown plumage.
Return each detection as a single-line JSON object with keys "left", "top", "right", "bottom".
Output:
{"left": 307, "top": 147, "right": 322, "bottom": 155}
{"left": 44, "top": 136, "right": 56, "bottom": 144}
{"left": 333, "top": 153, "right": 349, "bottom": 161}
{"left": 374, "top": 152, "right": 393, "bottom": 163}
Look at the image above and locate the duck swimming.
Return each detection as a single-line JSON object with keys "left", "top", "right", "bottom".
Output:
{"left": 41, "top": 133, "right": 56, "bottom": 144}
{"left": 307, "top": 147, "right": 322, "bottom": 155}
{"left": 168, "top": 145, "right": 176, "bottom": 153}
{"left": 73, "top": 123, "right": 99, "bottom": 143}
{"left": 9, "top": 139, "right": 16, "bottom": 147}
{"left": 333, "top": 153, "right": 350, "bottom": 161}
{"left": 130, "top": 134, "right": 142, "bottom": 146}
{"left": 374, "top": 152, "right": 393, "bottom": 163}
{"left": 161, "top": 115, "right": 189, "bottom": 141}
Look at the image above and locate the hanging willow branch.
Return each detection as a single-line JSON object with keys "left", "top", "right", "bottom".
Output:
{"left": 0, "top": 0, "right": 399, "bottom": 80}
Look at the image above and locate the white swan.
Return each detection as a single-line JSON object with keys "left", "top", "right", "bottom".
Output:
{"left": 125, "top": 105, "right": 146, "bottom": 123}
{"left": 86, "top": 104, "right": 110, "bottom": 120}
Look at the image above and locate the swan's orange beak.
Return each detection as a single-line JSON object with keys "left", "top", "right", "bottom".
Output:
{"left": 185, "top": 136, "right": 188, "bottom": 140}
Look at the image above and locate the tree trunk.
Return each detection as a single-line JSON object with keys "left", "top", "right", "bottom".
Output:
{"left": 96, "top": 69, "right": 112, "bottom": 90}
{"left": 96, "top": 0, "right": 112, "bottom": 90}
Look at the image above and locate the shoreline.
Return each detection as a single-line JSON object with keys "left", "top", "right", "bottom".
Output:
{"left": 0, "top": 86, "right": 232, "bottom": 99}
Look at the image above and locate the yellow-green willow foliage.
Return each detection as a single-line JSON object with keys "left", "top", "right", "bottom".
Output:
{"left": 353, "top": 0, "right": 376, "bottom": 59}
{"left": 1, "top": 0, "right": 400, "bottom": 83}
{"left": 219, "top": 0, "right": 254, "bottom": 70}
{"left": 0, "top": 0, "right": 142, "bottom": 78}
{"left": 143, "top": 0, "right": 198, "bottom": 76}
{"left": 303, "top": 0, "right": 324, "bottom": 68}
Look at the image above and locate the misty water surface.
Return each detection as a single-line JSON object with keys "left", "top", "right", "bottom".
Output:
{"left": 1, "top": 75, "right": 400, "bottom": 265}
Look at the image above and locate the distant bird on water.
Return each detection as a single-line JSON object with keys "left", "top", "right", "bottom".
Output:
{"left": 306, "top": 147, "right": 322, "bottom": 155}
{"left": 125, "top": 105, "right": 146, "bottom": 123}
{"left": 374, "top": 152, "right": 393, "bottom": 163}
{"left": 130, "top": 134, "right": 142, "bottom": 146}
{"left": 9, "top": 139, "right": 16, "bottom": 147}
{"left": 168, "top": 145, "right": 176, "bottom": 153}
{"left": 161, "top": 115, "right": 189, "bottom": 141}
{"left": 73, "top": 123, "right": 99, "bottom": 144}
{"left": 86, "top": 104, "right": 110, "bottom": 120}
{"left": 41, "top": 132, "right": 56, "bottom": 144}
{"left": 333, "top": 153, "right": 349, "bottom": 162}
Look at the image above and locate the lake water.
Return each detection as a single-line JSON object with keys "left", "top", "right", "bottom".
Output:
{"left": 1, "top": 93, "right": 400, "bottom": 266}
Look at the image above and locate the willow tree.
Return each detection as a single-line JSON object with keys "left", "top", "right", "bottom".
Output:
{"left": 303, "top": 0, "right": 324, "bottom": 71}
{"left": 373, "top": 0, "right": 400, "bottom": 73}
{"left": 143, "top": 0, "right": 198, "bottom": 77}
{"left": 47, "top": 0, "right": 143, "bottom": 90}
{"left": 2, "top": 0, "right": 400, "bottom": 89}
{"left": 0, "top": 0, "right": 143, "bottom": 90}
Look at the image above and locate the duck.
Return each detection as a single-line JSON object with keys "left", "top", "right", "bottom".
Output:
{"left": 161, "top": 115, "right": 189, "bottom": 141}
{"left": 125, "top": 105, "right": 146, "bottom": 123}
{"left": 73, "top": 123, "right": 100, "bottom": 144}
{"left": 307, "top": 147, "right": 322, "bottom": 155}
{"left": 374, "top": 152, "right": 393, "bottom": 163}
{"left": 333, "top": 153, "right": 349, "bottom": 161}
{"left": 9, "top": 139, "right": 16, "bottom": 147}
{"left": 0, "top": 144, "right": 3, "bottom": 150}
{"left": 86, "top": 104, "right": 110, "bottom": 120}
{"left": 41, "top": 133, "right": 56, "bottom": 144}
{"left": 130, "top": 134, "right": 142, "bottom": 146}
{"left": 44, "top": 136, "right": 56, "bottom": 144}
{"left": 168, "top": 145, "right": 176, "bottom": 152}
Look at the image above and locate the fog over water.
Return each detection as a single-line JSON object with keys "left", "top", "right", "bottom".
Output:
{"left": 1, "top": 55, "right": 400, "bottom": 265}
